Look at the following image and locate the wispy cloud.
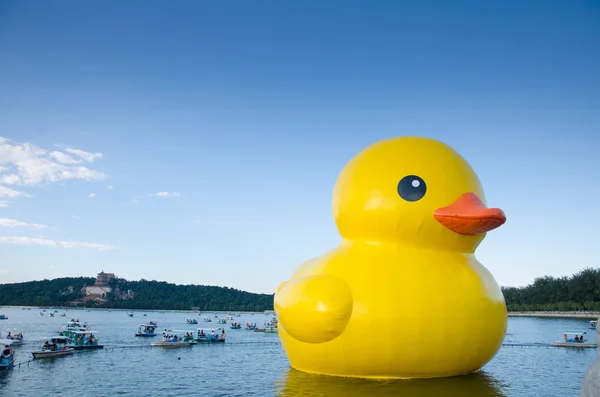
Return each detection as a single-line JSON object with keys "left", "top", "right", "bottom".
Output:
{"left": 71, "top": 215, "right": 80, "bottom": 220}
{"left": 0, "top": 218, "right": 51, "bottom": 230}
{"left": 148, "top": 191, "right": 181, "bottom": 198}
{"left": 130, "top": 198, "right": 140, "bottom": 204}
{"left": 108, "top": 186, "right": 114, "bottom": 189}
{"left": 0, "top": 201, "right": 9, "bottom": 207}
{"left": 88, "top": 192, "right": 96, "bottom": 198}
{"left": 0, "top": 236, "right": 115, "bottom": 250}
{"left": 0, "top": 185, "right": 31, "bottom": 198}
{"left": 0, "top": 136, "right": 108, "bottom": 187}
{"left": 64, "top": 148, "right": 103, "bottom": 162}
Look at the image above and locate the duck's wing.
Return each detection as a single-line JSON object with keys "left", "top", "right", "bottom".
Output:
{"left": 274, "top": 274, "right": 353, "bottom": 344}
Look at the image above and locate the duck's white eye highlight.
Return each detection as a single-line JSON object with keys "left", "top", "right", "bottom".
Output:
{"left": 412, "top": 180, "right": 420, "bottom": 188}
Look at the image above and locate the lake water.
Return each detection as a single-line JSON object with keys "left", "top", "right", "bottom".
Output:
{"left": 0, "top": 307, "right": 596, "bottom": 396}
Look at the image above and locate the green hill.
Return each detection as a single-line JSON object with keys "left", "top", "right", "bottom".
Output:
{"left": 0, "top": 277, "right": 274, "bottom": 312}
{"left": 502, "top": 267, "right": 600, "bottom": 311}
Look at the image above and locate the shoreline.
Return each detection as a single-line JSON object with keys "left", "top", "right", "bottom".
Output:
{"left": 508, "top": 311, "right": 600, "bottom": 319}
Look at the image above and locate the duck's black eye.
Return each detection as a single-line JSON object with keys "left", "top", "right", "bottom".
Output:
{"left": 397, "top": 175, "right": 427, "bottom": 202}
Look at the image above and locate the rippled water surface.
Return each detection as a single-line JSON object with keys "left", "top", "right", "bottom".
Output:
{"left": 0, "top": 308, "right": 596, "bottom": 396}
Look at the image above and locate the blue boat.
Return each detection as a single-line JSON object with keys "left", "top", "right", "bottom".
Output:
{"left": 195, "top": 328, "right": 226, "bottom": 343}
{"left": 67, "top": 330, "right": 103, "bottom": 350}
{"left": 0, "top": 314, "right": 7, "bottom": 320}
{"left": 230, "top": 322, "right": 241, "bottom": 330}
{"left": 0, "top": 339, "right": 16, "bottom": 371}
{"left": 135, "top": 324, "right": 158, "bottom": 337}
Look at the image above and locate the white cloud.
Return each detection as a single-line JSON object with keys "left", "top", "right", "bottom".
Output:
{"left": 0, "top": 202, "right": 8, "bottom": 207}
{"left": 88, "top": 192, "right": 96, "bottom": 198}
{"left": 0, "top": 236, "right": 115, "bottom": 250}
{"left": 130, "top": 198, "right": 140, "bottom": 204}
{"left": 71, "top": 215, "right": 80, "bottom": 219}
{"left": 49, "top": 151, "right": 80, "bottom": 164}
{"left": 64, "top": 148, "right": 103, "bottom": 162}
{"left": 149, "top": 191, "right": 181, "bottom": 198}
{"left": 0, "top": 185, "right": 31, "bottom": 198}
{"left": 108, "top": 186, "right": 113, "bottom": 189}
{"left": 0, "top": 218, "right": 50, "bottom": 230}
{"left": 0, "top": 137, "right": 108, "bottom": 187}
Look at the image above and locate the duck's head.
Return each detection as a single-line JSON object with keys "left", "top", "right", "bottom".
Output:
{"left": 332, "top": 136, "right": 506, "bottom": 253}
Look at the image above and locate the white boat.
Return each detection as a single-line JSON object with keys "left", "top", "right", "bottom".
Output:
{"left": 32, "top": 337, "right": 74, "bottom": 359}
{"left": 0, "top": 339, "right": 15, "bottom": 371}
{"left": 552, "top": 331, "right": 597, "bottom": 348}
{"left": 1, "top": 332, "right": 24, "bottom": 345}
{"left": 135, "top": 324, "right": 158, "bottom": 337}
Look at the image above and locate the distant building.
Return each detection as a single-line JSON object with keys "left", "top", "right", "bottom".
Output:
{"left": 95, "top": 271, "right": 115, "bottom": 286}
{"left": 83, "top": 271, "right": 116, "bottom": 302}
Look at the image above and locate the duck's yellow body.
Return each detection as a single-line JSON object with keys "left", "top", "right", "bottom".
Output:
{"left": 275, "top": 136, "right": 508, "bottom": 379}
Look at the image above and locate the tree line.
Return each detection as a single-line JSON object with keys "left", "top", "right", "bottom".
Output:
{"left": 0, "top": 277, "right": 275, "bottom": 312}
{"left": 502, "top": 267, "right": 600, "bottom": 312}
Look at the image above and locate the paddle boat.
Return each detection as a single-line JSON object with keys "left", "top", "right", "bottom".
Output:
{"left": 67, "top": 330, "right": 103, "bottom": 350}
{"left": 0, "top": 339, "right": 15, "bottom": 371}
{"left": 0, "top": 314, "right": 6, "bottom": 320}
{"left": 202, "top": 317, "right": 212, "bottom": 322}
{"left": 264, "top": 319, "right": 278, "bottom": 334}
{"left": 39, "top": 311, "right": 44, "bottom": 316}
{"left": 186, "top": 318, "right": 198, "bottom": 325}
{"left": 148, "top": 321, "right": 158, "bottom": 327}
{"left": 32, "top": 337, "right": 74, "bottom": 359}
{"left": 590, "top": 321, "right": 597, "bottom": 330}
{"left": 151, "top": 331, "right": 196, "bottom": 347}
{"left": 552, "top": 332, "right": 597, "bottom": 348}
{"left": 245, "top": 322, "right": 257, "bottom": 331}
{"left": 217, "top": 318, "right": 227, "bottom": 325}
{"left": 60, "top": 313, "right": 67, "bottom": 317}
{"left": 135, "top": 324, "right": 158, "bottom": 337}
{"left": 195, "top": 328, "right": 226, "bottom": 343}
{"left": 2, "top": 332, "right": 23, "bottom": 345}
{"left": 49, "top": 312, "right": 55, "bottom": 317}
{"left": 230, "top": 322, "right": 241, "bottom": 330}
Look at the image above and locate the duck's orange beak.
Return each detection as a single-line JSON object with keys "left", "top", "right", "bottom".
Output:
{"left": 434, "top": 193, "right": 506, "bottom": 235}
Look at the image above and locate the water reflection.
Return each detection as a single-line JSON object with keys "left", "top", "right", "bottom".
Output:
{"left": 276, "top": 368, "right": 508, "bottom": 397}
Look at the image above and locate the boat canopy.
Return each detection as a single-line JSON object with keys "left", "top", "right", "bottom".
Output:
{"left": 71, "top": 330, "right": 99, "bottom": 335}
{"left": 564, "top": 332, "right": 586, "bottom": 336}
{"left": 591, "top": 321, "right": 598, "bottom": 324}
{"left": 196, "top": 328, "right": 225, "bottom": 332}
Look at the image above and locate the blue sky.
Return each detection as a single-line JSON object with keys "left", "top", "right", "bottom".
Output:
{"left": 0, "top": 1, "right": 598, "bottom": 294}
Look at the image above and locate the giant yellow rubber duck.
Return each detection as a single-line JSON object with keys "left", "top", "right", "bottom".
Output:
{"left": 274, "top": 136, "right": 507, "bottom": 379}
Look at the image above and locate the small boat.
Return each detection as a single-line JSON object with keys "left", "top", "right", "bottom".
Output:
{"left": 202, "top": 317, "right": 212, "bottom": 322}
{"left": 143, "top": 314, "right": 147, "bottom": 317}
{"left": 263, "top": 319, "right": 278, "bottom": 333}
{"left": 2, "top": 332, "right": 23, "bottom": 345}
{"left": 152, "top": 331, "right": 196, "bottom": 347}
{"left": 67, "top": 330, "right": 103, "bottom": 350}
{"left": 245, "top": 323, "right": 257, "bottom": 331}
{"left": 195, "top": 328, "right": 226, "bottom": 343}
{"left": 135, "top": 324, "right": 158, "bottom": 337}
{"left": 127, "top": 312, "right": 134, "bottom": 317}
{"left": 217, "top": 318, "right": 226, "bottom": 324}
{"left": 148, "top": 321, "right": 158, "bottom": 327}
{"left": 49, "top": 312, "right": 55, "bottom": 317}
{"left": 590, "top": 321, "right": 597, "bottom": 330}
{"left": 230, "top": 322, "right": 241, "bottom": 330}
{"left": 186, "top": 318, "right": 198, "bottom": 325}
{"left": 552, "top": 332, "right": 597, "bottom": 348}
{"left": 32, "top": 337, "right": 74, "bottom": 359}
{"left": 39, "top": 311, "right": 44, "bottom": 316}
{"left": 0, "top": 339, "right": 16, "bottom": 371}
{"left": 60, "top": 313, "right": 67, "bottom": 317}
{"left": 0, "top": 314, "right": 7, "bottom": 320}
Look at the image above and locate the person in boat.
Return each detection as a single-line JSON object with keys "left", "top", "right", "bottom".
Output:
{"left": 43, "top": 340, "right": 50, "bottom": 350}
{"left": 220, "top": 329, "right": 226, "bottom": 340}
{"left": 6, "top": 332, "right": 11, "bottom": 339}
